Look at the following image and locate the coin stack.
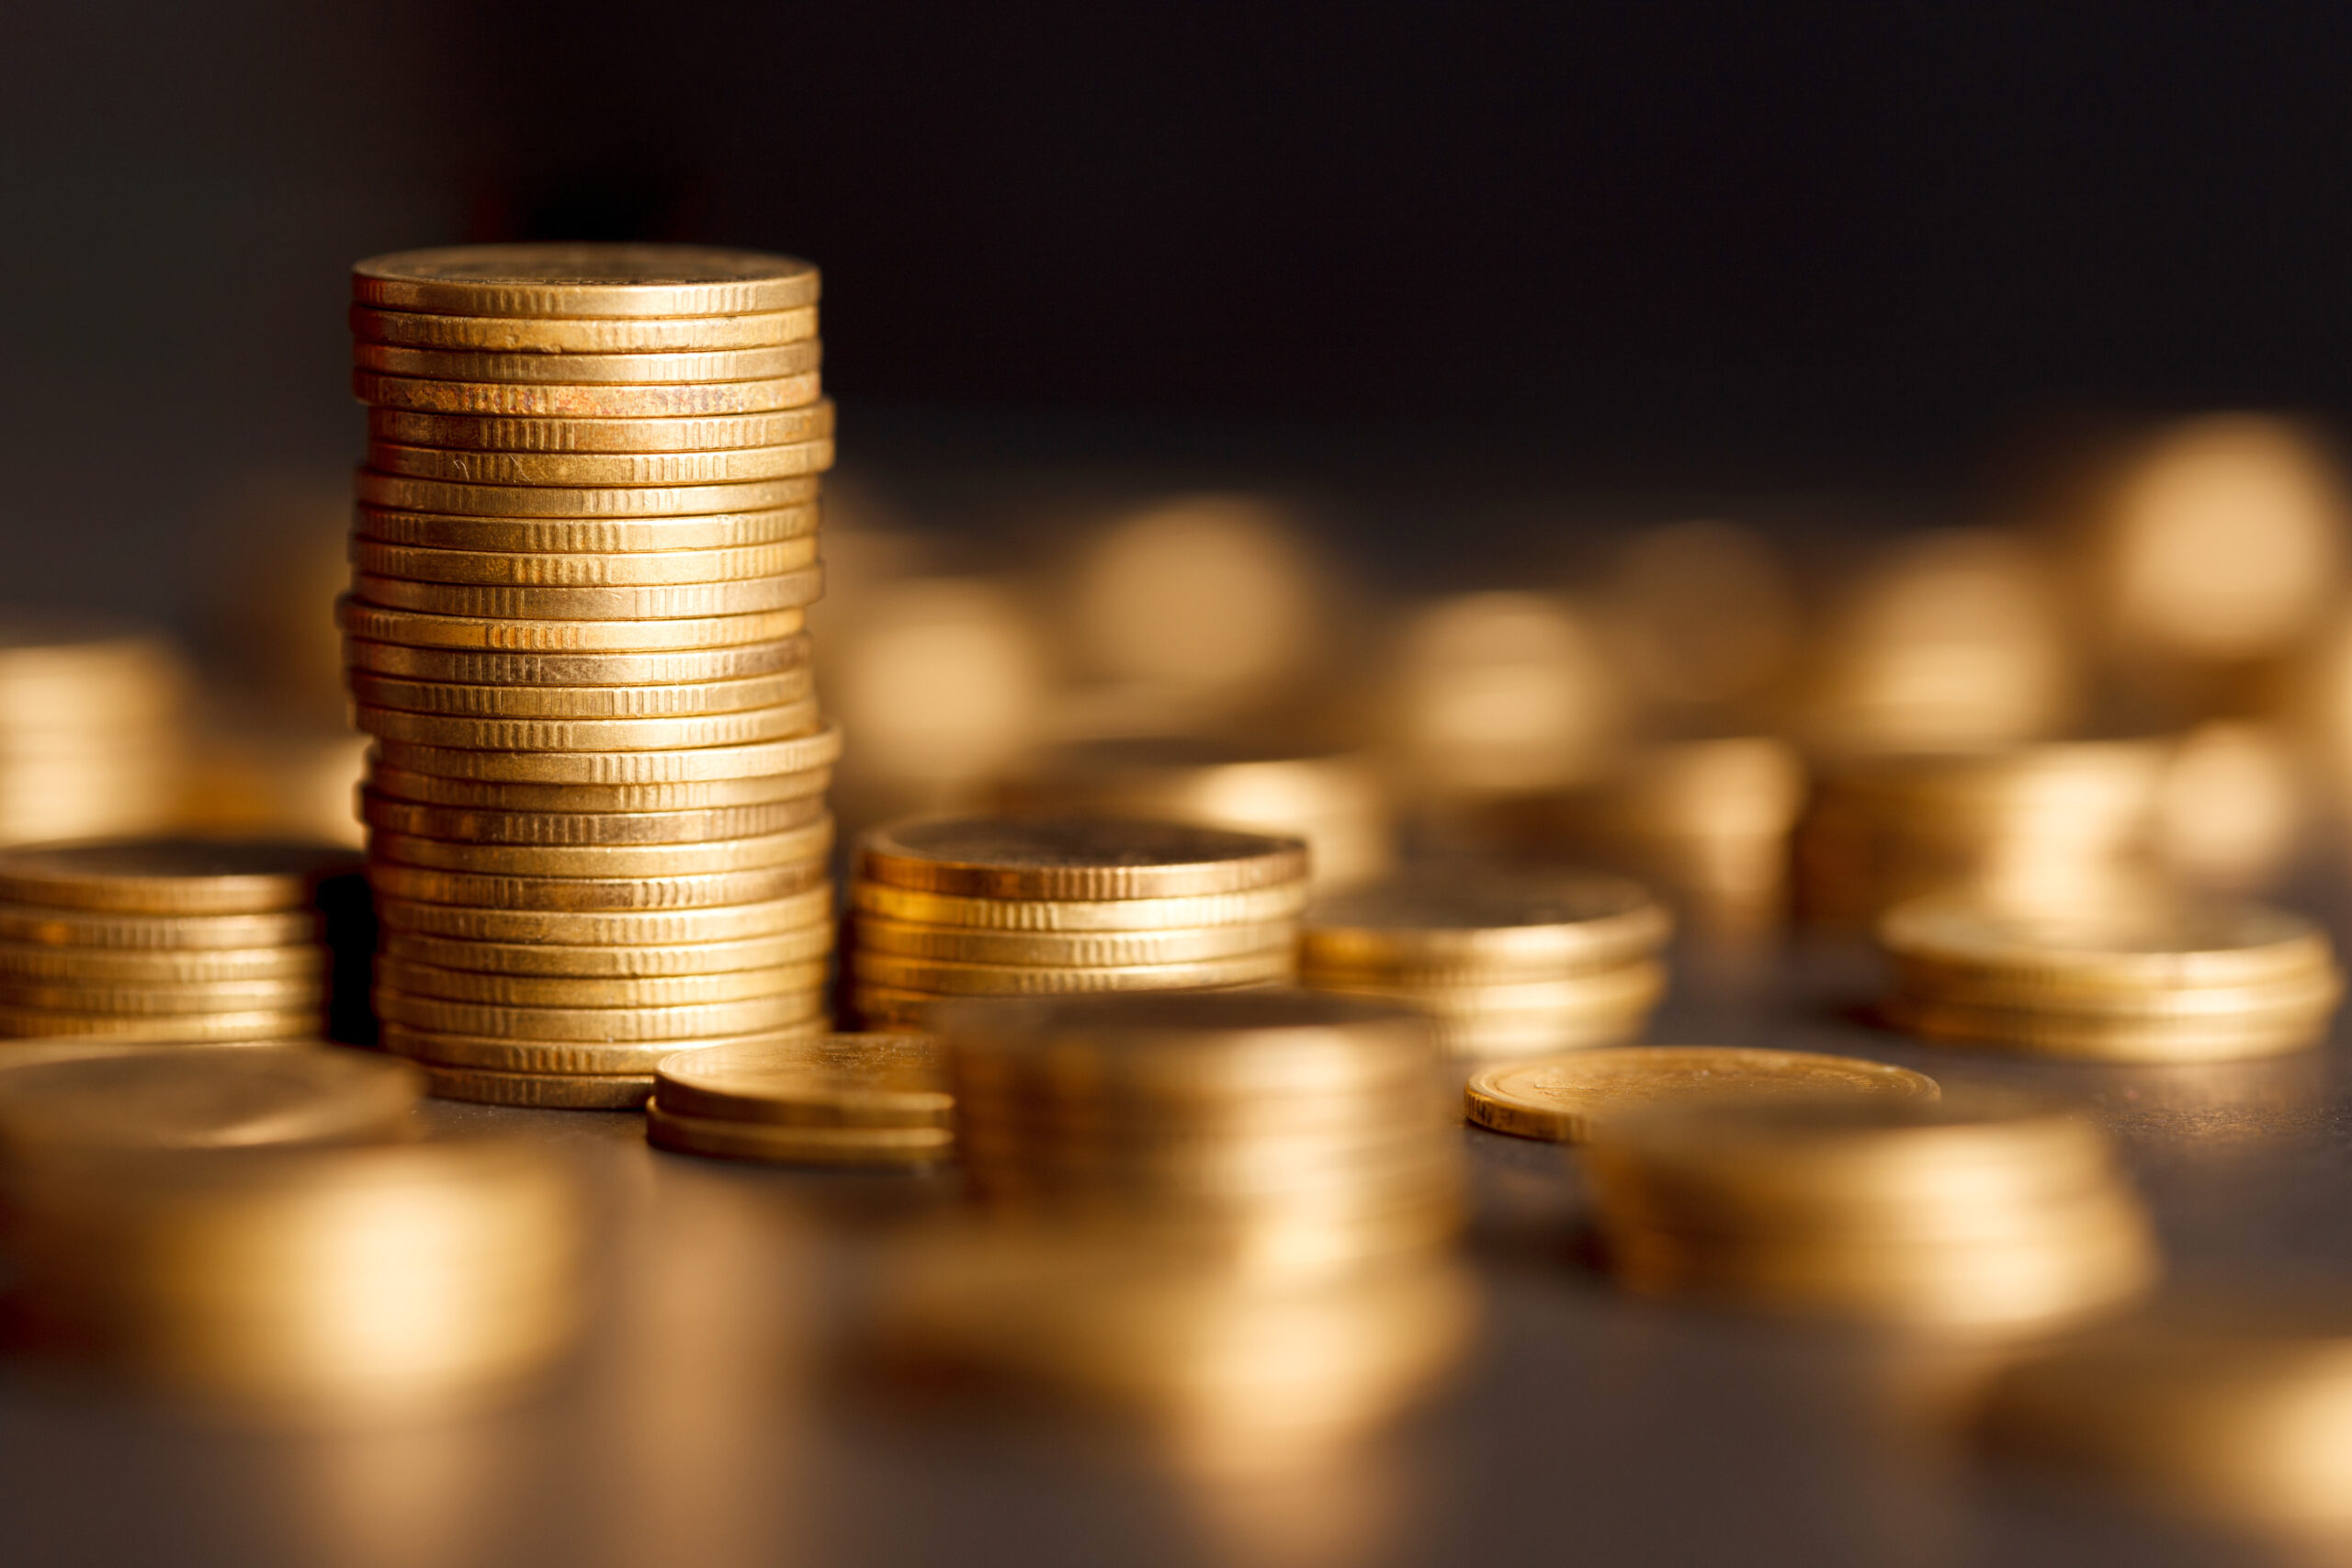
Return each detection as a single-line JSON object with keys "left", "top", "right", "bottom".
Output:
{"left": 0, "top": 1045, "right": 421, "bottom": 1156}
{"left": 1464, "top": 1045, "right": 1939, "bottom": 1143}
{"left": 0, "top": 620, "right": 189, "bottom": 845}
{"left": 1581, "top": 1091, "right": 2159, "bottom": 1331}
{"left": 1879, "top": 893, "right": 2343, "bottom": 1062}
{"left": 648, "top": 1032, "right": 953, "bottom": 1166}
{"left": 1795, "top": 741, "right": 2168, "bottom": 924}
{"left": 340, "top": 243, "right": 840, "bottom": 1108}
{"left": 846, "top": 818, "right": 1307, "bottom": 1029}
{"left": 1299, "top": 873, "right": 1672, "bottom": 1065}
{"left": 0, "top": 840, "right": 369, "bottom": 1045}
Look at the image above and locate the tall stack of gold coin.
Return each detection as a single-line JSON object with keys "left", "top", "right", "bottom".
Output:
{"left": 846, "top": 818, "right": 1306, "bottom": 1028}
{"left": 1582, "top": 1092, "right": 2159, "bottom": 1331}
{"left": 0, "top": 840, "right": 369, "bottom": 1045}
{"left": 1795, "top": 741, "right": 2167, "bottom": 924}
{"left": 340, "top": 244, "right": 839, "bottom": 1108}
{"left": 1879, "top": 894, "right": 2343, "bottom": 1062}
{"left": 0, "top": 621, "right": 189, "bottom": 845}
{"left": 1299, "top": 874, "right": 1672, "bottom": 1064}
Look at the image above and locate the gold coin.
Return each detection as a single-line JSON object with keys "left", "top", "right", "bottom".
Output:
{"left": 352, "top": 467, "right": 821, "bottom": 520}
{"left": 849, "top": 878, "right": 1309, "bottom": 932}
{"left": 1879, "top": 895, "right": 2335, "bottom": 991}
{"left": 383, "top": 925, "right": 831, "bottom": 976}
{"left": 360, "top": 791, "right": 824, "bottom": 845}
{"left": 336, "top": 596, "right": 803, "bottom": 653}
{"left": 365, "top": 439, "right": 833, "bottom": 488}
{"left": 1883, "top": 996, "right": 2330, "bottom": 1063}
{"left": 349, "top": 568, "right": 823, "bottom": 620}
{"left": 1309, "top": 961, "right": 1668, "bottom": 1020}
{"left": 0, "top": 1008, "right": 318, "bottom": 1041}
{"left": 1428, "top": 1010, "right": 1646, "bottom": 1060}
{"left": 371, "top": 820, "right": 830, "bottom": 878}
{"left": 0, "top": 1044, "right": 419, "bottom": 1154}
{"left": 0, "top": 943, "right": 325, "bottom": 984}
{"left": 345, "top": 634, "right": 809, "bottom": 687}
{"left": 386, "top": 1022, "right": 824, "bottom": 1075}
{"left": 354, "top": 502, "right": 819, "bottom": 554}
{"left": 350, "top": 303, "right": 818, "bottom": 354}
{"left": 0, "top": 976, "right": 326, "bottom": 1015}
{"left": 851, "top": 916, "right": 1296, "bottom": 967}
{"left": 367, "top": 401, "right": 834, "bottom": 454}
{"left": 352, "top": 370, "right": 821, "bottom": 418}
{"left": 355, "top": 338, "right": 821, "bottom": 386}
{"left": 654, "top": 1032, "right": 948, "bottom": 1127}
{"left": 348, "top": 669, "right": 810, "bottom": 719}
{"left": 353, "top": 698, "right": 820, "bottom": 751}
{"left": 375, "top": 955, "right": 828, "bottom": 1008}
{"left": 373, "top": 886, "right": 832, "bottom": 945}
{"left": 859, "top": 817, "right": 1308, "bottom": 901}
{"left": 368, "top": 861, "right": 827, "bottom": 911}
{"left": 364, "top": 759, "right": 831, "bottom": 814}
{"left": 371, "top": 722, "right": 841, "bottom": 783}
{"left": 414, "top": 1062, "right": 655, "bottom": 1110}
{"left": 0, "top": 839, "right": 364, "bottom": 915}
{"left": 351, "top": 537, "right": 819, "bottom": 587}
{"left": 1301, "top": 873, "right": 1672, "bottom": 975}
{"left": 352, "top": 244, "right": 820, "bottom": 318}
{"left": 0, "top": 902, "right": 323, "bottom": 951}
{"left": 646, "top": 1101, "right": 954, "bottom": 1165}
{"left": 373, "top": 987, "right": 820, "bottom": 1041}
{"left": 850, "top": 948, "right": 1294, "bottom": 996}
{"left": 1894, "top": 965, "right": 2344, "bottom": 1021}
{"left": 1464, "top": 1046, "right": 1942, "bottom": 1143}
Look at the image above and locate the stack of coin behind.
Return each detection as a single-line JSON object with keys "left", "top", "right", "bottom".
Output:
{"left": 1582, "top": 1091, "right": 2159, "bottom": 1331}
{"left": 0, "top": 619, "right": 189, "bottom": 844}
{"left": 846, "top": 817, "right": 1307, "bottom": 1028}
{"left": 0, "top": 840, "right": 369, "bottom": 1045}
{"left": 1299, "top": 873, "right": 1672, "bottom": 1065}
{"left": 1879, "top": 893, "right": 2343, "bottom": 1062}
{"left": 649, "top": 1031, "right": 953, "bottom": 1166}
{"left": 342, "top": 244, "right": 839, "bottom": 1108}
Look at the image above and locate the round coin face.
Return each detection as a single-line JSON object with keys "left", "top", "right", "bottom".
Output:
{"left": 1465, "top": 1047, "right": 1942, "bottom": 1143}
{"left": 0, "top": 1044, "right": 420, "bottom": 1154}
{"left": 858, "top": 817, "right": 1308, "bottom": 901}
{"left": 0, "top": 839, "right": 365, "bottom": 915}
{"left": 353, "top": 244, "right": 820, "bottom": 317}
{"left": 1302, "top": 872, "right": 1672, "bottom": 975}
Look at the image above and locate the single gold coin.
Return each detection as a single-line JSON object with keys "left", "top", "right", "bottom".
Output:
{"left": 0, "top": 1044, "right": 419, "bottom": 1153}
{"left": 848, "top": 877, "right": 1309, "bottom": 932}
{"left": 1879, "top": 895, "right": 2335, "bottom": 991}
{"left": 373, "top": 987, "right": 821, "bottom": 1042}
{"left": 355, "top": 338, "right": 820, "bottom": 386}
{"left": 384, "top": 924, "right": 831, "bottom": 976}
{"left": 0, "top": 839, "right": 364, "bottom": 916}
{"left": 351, "top": 303, "right": 819, "bottom": 354}
{"left": 352, "top": 243, "right": 820, "bottom": 318}
{"left": 386, "top": 1022, "right": 824, "bottom": 1076}
{"left": 364, "top": 758, "right": 831, "bottom": 813}
{"left": 365, "top": 439, "right": 833, "bottom": 488}
{"left": 859, "top": 817, "right": 1308, "bottom": 902}
{"left": 415, "top": 1061, "right": 655, "bottom": 1110}
{"left": 369, "top": 821, "right": 831, "bottom": 879}
{"left": 348, "top": 669, "right": 809, "bottom": 719}
{"left": 0, "top": 943, "right": 325, "bottom": 985}
{"left": 354, "top": 502, "right": 819, "bottom": 554}
{"left": 0, "top": 1008, "right": 319, "bottom": 1041}
{"left": 349, "top": 567, "right": 823, "bottom": 621}
{"left": 352, "top": 468, "right": 821, "bottom": 521}
{"left": 1883, "top": 996, "right": 2331, "bottom": 1063}
{"left": 372, "top": 886, "right": 832, "bottom": 946}
{"left": 0, "top": 976, "right": 326, "bottom": 1016}
{"left": 351, "top": 537, "right": 819, "bottom": 588}
{"left": 851, "top": 916, "right": 1296, "bottom": 967}
{"left": 1309, "top": 961, "right": 1668, "bottom": 1021}
{"left": 0, "top": 902, "right": 324, "bottom": 951}
{"left": 353, "top": 370, "right": 821, "bottom": 418}
{"left": 375, "top": 954, "right": 827, "bottom": 1008}
{"left": 367, "top": 401, "right": 834, "bottom": 454}
{"left": 368, "top": 861, "right": 828, "bottom": 912}
{"left": 849, "top": 947, "right": 1294, "bottom": 996}
{"left": 353, "top": 698, "right": 820, "bottom": 752}
{"left": 345, "top": 633, "right": 808, "bottom": 687}
{"left": 1302, "top": 873, "right": 1673, "bottom": 976}
{"left": 370, "top": 722, "right": 841, "bottom": 784}
{"left": 654, "top": 1032, "right": 948, "bottom": 1128}
{"left": 359, "top": 791, "right": 823, "bottom": 846}
{"left": 646, "top": 1101, "right": 954, "bottom": 1165}
{"left": 1429, "top": 1010, "right": 1647, "bottom": 1060}
{"left": 1464, "top": 1047, "right": 1942, "bottom": 1143}
{"left": 336, "top": 596, "right": 802, "bottom": 653}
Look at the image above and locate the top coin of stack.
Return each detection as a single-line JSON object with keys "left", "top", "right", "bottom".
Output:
{"left": 0, "top": 839, "right": 370, "bottom": 1045}
{"left": 846, "top": 817, "right": 1308, "bottom": 1029}
{"left": 1299, "top": 872, "right": 1672, "bottom": 1065}
{"left": 341, "top": 244, "right": 840, "bottom": 1109}
{"left": 1879, "top": 893, "right": 2343, "bottom": 1062}
{"left": 0, "top": 619, "right": 190, "bottom": 845}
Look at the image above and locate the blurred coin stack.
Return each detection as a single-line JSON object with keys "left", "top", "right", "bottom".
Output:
{"left": 0, "top": 840, "right": 369, "bottom": 1045}
{"left": 1795, "top": 741, "right": 2167, "bottom": 924}
{"left": 341, "top": 244, "right": 839, "bottom": 1108}
{"left": 1582, "top": 1093, "right": 2159, "bottom": 1331}
{"left": 1299, "top": 874, "right": 1671, "bottom": 1065}
{"left": 0, "top": 620, "right": 190, "bottom": 844}
{"left": 1880, "top": 894, "right": 2343, "bottom": 1062}
{"left": 648, "top": 1031, "right": 953, "bottom": 1166}
{"left": 846, "top": 818, "right": 1306, "bottom": 1028}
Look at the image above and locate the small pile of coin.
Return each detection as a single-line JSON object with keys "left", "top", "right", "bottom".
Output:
{"left": 648, "top": 1032, "right": 952, "bottom": 1166}
{"left": 1299, "top": 873, "right": 1672, "bottom": 1064}
{"left": 1581, "top": 1091, "right": 2158, "bottom": 1331}
{"left": 846, "top": 817, "right": 1307, "bottom": 1029}
{"left": 0, "top": 620, "right": 189, "bottom": 846}
{"left": 1464, "top": 1044, "right": 1939, "bottom": 1143}
{"left": 341, "top": 244, "right": 840, "bottom": 1108}
{"left": 1795, "top": 741, "right": 2167, "bottom": 924}
{"left": 1879, "top": 893, "right": 2343, "bottom": 1062}
{"left": 0, "top": 840, "right": 369, "bottom": 1045}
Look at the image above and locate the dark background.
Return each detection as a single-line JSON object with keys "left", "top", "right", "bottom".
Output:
{"left": 6, "top": 2, "right": 2349, "bottom": 613}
